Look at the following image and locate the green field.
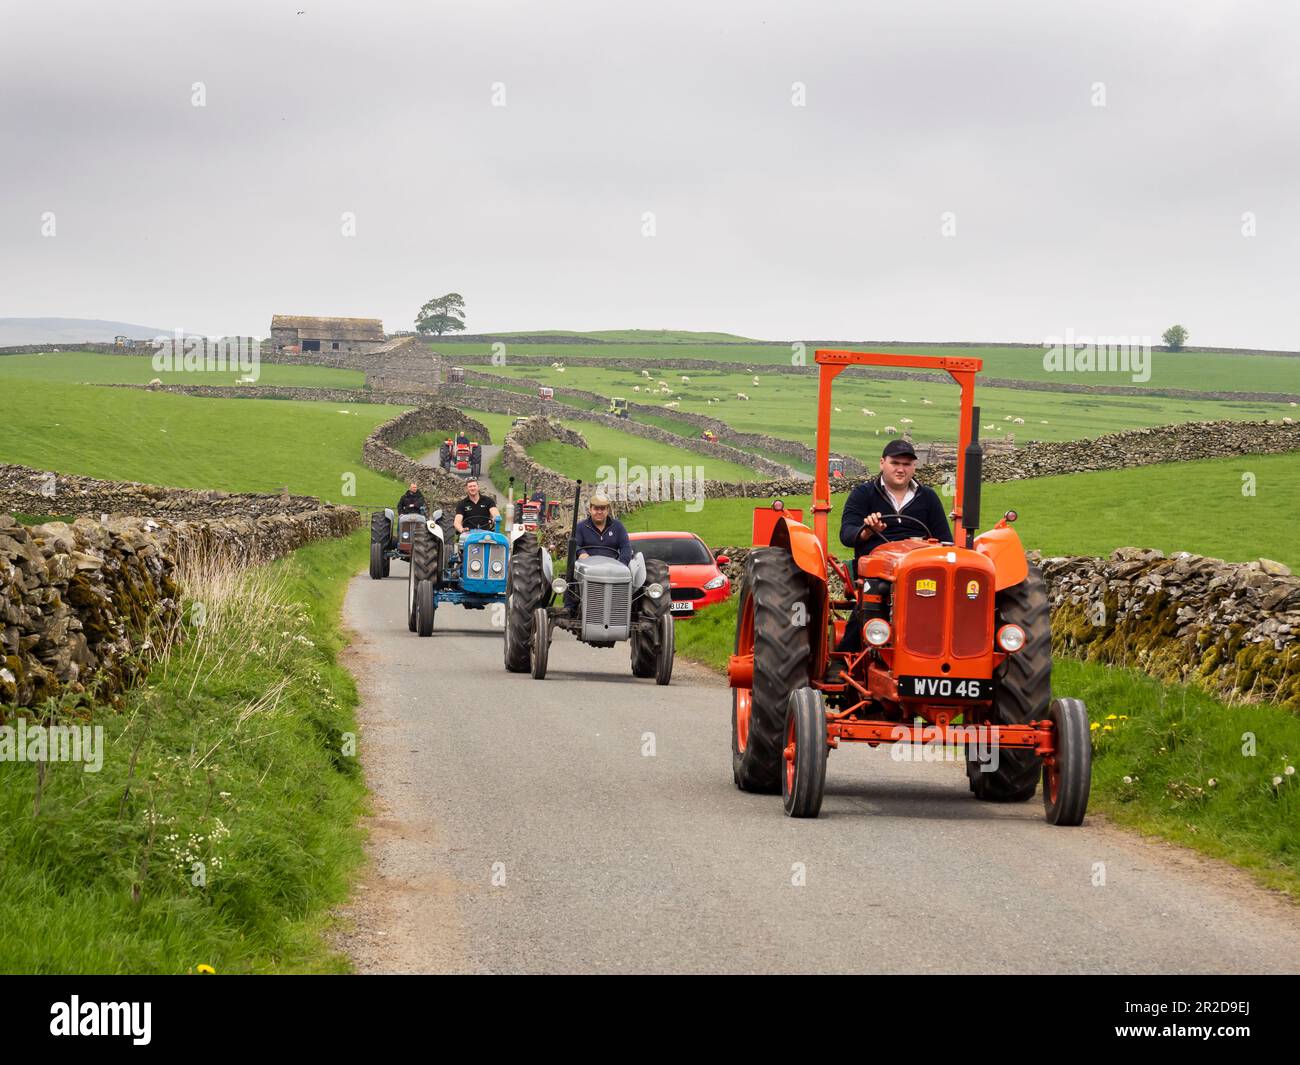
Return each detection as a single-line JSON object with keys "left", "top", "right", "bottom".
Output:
{"left": 0, "top": 351, "right": 365, "bottom": 389}
{"left": 436, "top": 336, "right": 1300, "bottom": 394}
{"left": 532, "top": 419, "right": 769, "bottom": 484}
{"left": 465, "top": 363, "right": 1294, "bottom": 452}
{"left": 0, "top": 376, "right": 406, "bottom": 507}
{"left": 623, "top": 452, "right": 1300, "bottom": 568}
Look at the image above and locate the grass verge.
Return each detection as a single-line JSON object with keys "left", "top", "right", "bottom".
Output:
{"left": 0, "top": 530, "right": 371, "bottom": 973}
{"left": 676, "top": 597, "right": 1300, "bottom": 898}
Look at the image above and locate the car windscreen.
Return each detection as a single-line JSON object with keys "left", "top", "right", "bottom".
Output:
{"left": 633, "top": 537, "right": 713, "bottom": 565}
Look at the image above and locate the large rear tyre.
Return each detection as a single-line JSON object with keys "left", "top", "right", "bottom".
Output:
{"left": 530, "top": 607, "right": 550, "bottom": 679}
{"left": 655, "top": 612, "right": 674, "bottom": 686}
{"left": 969, "top": 563, "right": 1050, "bottom": 803}
{"left": 370, "top": 511, "right": 392, "bottom": 550}
{"left": 1043, "top": 698, "right": 1091, "bottom": 826}
{"left": 369, "top": 541, "right": 385, "bottom": 580}
{"left": 416, "top": 579, "right": 436, "bottom": 637}
{"left": 631, "top": 559, "right": 671, "bottom": 677}
{"left": 438, "top": 442, "right": 450, "bottom": 470}
{"left": 782, "top": 687, "right": 828, "bottom": 818}
{"left": 505, "top": 542, "right": 543, "bottom": 672}
{"left": 732, "top": 549, "right": 812, "bottom": 794}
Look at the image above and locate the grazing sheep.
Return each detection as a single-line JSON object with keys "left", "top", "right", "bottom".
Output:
{"left": 900, "top": 417, "right": 913, "bottom": 424}
{"left": 1004, "top": 415, "right": 1014, "bottom": 421}
{"left": 921, "top": 398, "right": 933, "bottom": 405}
{"left": 1284, "top": 416, "right": 1295, "bottom": 424}
{"left": 147, "top": 377, "right": 163, "bottom": 388}
{"left": 1291, "top": 401, "right": 1297, "bottom": 407}
{"left": 752, "top": 376, "right": 760, "bottom": 385}
{"left": 641, "top": 369, "right": 651, "bottom": 377}
{"left": 899, "top": 398, "right": 907, "bottom": 404}
{"left": 681, "top": 375, "right": 690, "bottom": 382}
{"left": 984, "top": 424, "right": 996, "bottom": 430}
{"left": 1012, "top": 417, "right": 1025, "bottom": 425}
{"left": 861, "top": 408, "right": 875, "bottom": 416}
{"left": 736, "top": 392, "right": 749, "bottom": 401}
{"left": 834, "top": 406, "right": 842, "bottom": 413}
{"left": 556, "top": 367, "right": 566, "bottom": 373}
{"left": 884, "top": 425, "right": 898, "bottom": 433}
{"left": 665, "top": 401, "right": 680, "bottom": 408}
{"left": 633, "top": 385, "right": 640, "bottom": 392}
{"left": 1040, "top": 420, "right": 1049, "bottom": 424}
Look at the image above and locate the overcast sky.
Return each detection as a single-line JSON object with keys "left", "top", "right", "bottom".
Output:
{"left": 1, "top": 0, "right": 1296, "bottom": 348}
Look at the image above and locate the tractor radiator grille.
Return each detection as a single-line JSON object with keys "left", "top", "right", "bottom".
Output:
{"left": 584, "top": 580, "right": 632, "bottom": 633}
{"left": 903, "top": 567, "right": 945, "bottom": 657}
{"left": 951, "top": 567, "right": 991, "bottom": 658}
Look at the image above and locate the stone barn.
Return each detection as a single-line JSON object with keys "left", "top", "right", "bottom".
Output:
{"left": 270, "top": 315, "right": 385, "bottom": 355}
{"left": 365, "top": 336, "right": 444, "bottom": 393}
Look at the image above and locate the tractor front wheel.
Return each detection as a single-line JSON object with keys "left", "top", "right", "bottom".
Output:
{"left": 631, "top": 559, "right": 671, "bottom": 677}
{"left": 783, "top": 687, "right": 828, "bottom": 818}
{"left": 408, "top": 525, "right": 440, "bottom": 632}
{"left": 1043, "top": 698, "right": 1091, "bottom": 825}
{"left": 732, "top": 549, "right": 812, "bottom": 794}
{"left": 655, "top": 613, "right": 674, "bottom": 686}
{"left": 530, "top": 607, "right": 550, "bottom": 679}
{"left": 369, "top": 541, "right": 385, "bottom": 580}
{"left": 416, "top": 579, "right": 436, "bottom": 636}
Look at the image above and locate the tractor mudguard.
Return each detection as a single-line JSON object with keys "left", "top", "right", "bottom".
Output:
{"left": 541, "top": 549, "right": 554, "bottom": 585}
{"left": 768, "top": 515, "right": 833, "bottom": 679}
{"left": 973, "top": 526, "right": 1029, "bottom": 591}
{"left": 629, "top": 552, "right": 647, "bottom": 590}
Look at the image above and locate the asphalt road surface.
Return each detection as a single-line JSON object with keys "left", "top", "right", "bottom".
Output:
{"left": 337, "top": 569, "right": 1300, "bottom": 974}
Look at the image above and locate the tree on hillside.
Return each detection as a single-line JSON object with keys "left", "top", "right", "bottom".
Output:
{"left": 1162, "top": 324, "right": 1188, "bottom": 351}
{"left": 415, "top": 293, "right": 467, "bottom": 336}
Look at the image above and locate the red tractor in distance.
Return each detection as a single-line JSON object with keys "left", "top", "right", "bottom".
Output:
{"left": 439, "top": 436, "right": 482, "bottom": 478}
{"left": 513, "top": 495, "right": 563, "bottom": 531}
{"left": 729, "top": 349, "right": 1091, "bottom": 822}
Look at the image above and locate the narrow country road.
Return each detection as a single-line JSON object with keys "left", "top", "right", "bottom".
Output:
{"left": 335, "top": 569, "right": 1300, "bottom": 974}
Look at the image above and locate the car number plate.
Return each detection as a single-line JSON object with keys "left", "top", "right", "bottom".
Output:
{"left": 899, "top": 676, "right": 992, "bottom": 700}
{"left": 670, "top": 601, "right": 695, "bottom": 613}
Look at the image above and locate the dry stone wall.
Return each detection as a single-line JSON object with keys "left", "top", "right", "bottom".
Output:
{"left": 1, "top": 468, "right": 360, "bottom": 709}
{"left": 362, "top": 405, "right": 492, "bottom": 508}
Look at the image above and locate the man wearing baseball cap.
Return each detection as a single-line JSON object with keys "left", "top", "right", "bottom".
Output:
{"left": 839, "top": 438, "right": 953, "bottom": 566}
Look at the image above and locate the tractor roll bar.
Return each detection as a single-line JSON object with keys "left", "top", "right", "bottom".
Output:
{"left": 812, "top": 350, "right": 984, "bottom": 554}
{"left": 566, "top": 479, "right": 583, "bottom": 583}
{"left": 962, "top": 408, "right": 982, "bottom": 548}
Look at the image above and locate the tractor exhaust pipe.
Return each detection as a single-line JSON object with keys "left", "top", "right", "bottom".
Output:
{"left": 962, "top": 406, "right": 982, "bottom": 549}
{"left": 567, "top": 479, "right": 583, "bottom": 582}
{"left": 507, "top": 476, "right": 515, "bottom": 526}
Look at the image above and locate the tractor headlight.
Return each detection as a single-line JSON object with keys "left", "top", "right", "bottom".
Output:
{"left": 864, "top": 619, "right": 891, "bottom": 646}
{"left": 551, "top": 578, "right": 567, "bottom": 595}
{"left": 469, "top": 559, "right": 482, "bottom": 574}
{"left": 997, "top": 624, "right": 1026, "bottom": 652}
{"left": 491, "top": 560, "right": 503, "bottom": 574}
{"left": 646, "top": 582, "right": 664, "bottom": 599}
{"left": 703, "top": 575, "right": 727, "bottom": 590}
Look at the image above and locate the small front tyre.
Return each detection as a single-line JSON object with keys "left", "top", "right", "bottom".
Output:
{"left": 654, "top": 613, "right": 674, "bottom": 686}
{"left": 782, "top": 687, "right": 828, "bottom": 818}
{"left": 530, "top": 606, "right": 550, "bottom": 679}
{"left": 416, "top": 579, "right": 436, "bottom": 637}
{"left": 1043, "top": 697, "right": 1091, "bottom": 826}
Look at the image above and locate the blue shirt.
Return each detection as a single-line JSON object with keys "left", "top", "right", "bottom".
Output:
{"left": 574, "top": 515, "right": 633, "bottom": 564}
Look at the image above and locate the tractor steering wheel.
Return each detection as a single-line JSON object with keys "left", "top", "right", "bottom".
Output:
{"left": 578, "top": 544, "right": 622, "bottom": 560}
{"left": 879, "top": 513, "right": 933, "bottom": 539}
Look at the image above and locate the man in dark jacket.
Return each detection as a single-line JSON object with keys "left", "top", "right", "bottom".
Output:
{"left": 572, "top": 493, "right": 632, "bottom": 564}
{"left": 836, "top": 440, "right": 953, "bottom": 653}
{"left": 397, "top": 482, "right": 426, "bottom": 515}
{"left": 839, "top": 439, "right": 952, "bottom": 563}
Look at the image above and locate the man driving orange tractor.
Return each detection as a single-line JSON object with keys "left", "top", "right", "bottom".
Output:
{"left": 836, "top": 439, "right": 952, "bottom": 651}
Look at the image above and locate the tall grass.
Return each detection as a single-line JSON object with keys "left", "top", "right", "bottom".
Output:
{"left": 0, "top": 532, "right": 369, "bottom": 973}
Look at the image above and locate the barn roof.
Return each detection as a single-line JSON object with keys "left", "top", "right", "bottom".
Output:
{"left": 271, "top": 315, "right": 384, "bottom": 341}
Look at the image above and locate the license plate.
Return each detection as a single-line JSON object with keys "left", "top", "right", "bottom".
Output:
{"left": 670, "top": 601, "right": 695, "bottom": 613}
{"left": 899, "top": 676, "right": 992, "bottom": 700}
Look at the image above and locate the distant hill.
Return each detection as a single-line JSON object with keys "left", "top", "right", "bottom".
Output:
{"left": 470, "top": 329, "right": 765, "bottom": 344}
{"left": 0, "top": 318, "right": 169, "bottom": 346}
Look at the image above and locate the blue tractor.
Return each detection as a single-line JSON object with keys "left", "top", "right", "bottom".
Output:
{"left": 407, "top": 509, "right": 512, "bottom": 636}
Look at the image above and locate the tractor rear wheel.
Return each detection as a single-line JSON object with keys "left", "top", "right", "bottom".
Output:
{"left": 969, "top": 563, "right": 1050, "bottom": 803}
{"left": 408, "top": 525, "right": 440, "bottom": 632}
{"left": 783, "top": 687, "right": 828, "bottom": 818}
{"left": 1043, "top": 698, "right": 1091, "bottom": 825}
{"left": 505, "top": 541, "right": 543, "bottom": 672}
{"left": 438, "top": 442, "right": 450, "bottom": 469}
{"left": 416, "top": 579, "right": 436, "bottom": 637}
{"left": 631, "top": 559, "right": 671, "bottom": 677}
{"left": 370, "top": 511, "right": 391, "bottom": 549}
{"left": 732, "top": 549, "right": 812, "bottom": 794}
{"left": 471, "top": 444, "right": 482, "bottom": 477}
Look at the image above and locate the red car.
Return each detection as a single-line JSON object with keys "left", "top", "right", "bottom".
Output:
{"left": 629, "top": 531, "right": 731, "bottom": 617}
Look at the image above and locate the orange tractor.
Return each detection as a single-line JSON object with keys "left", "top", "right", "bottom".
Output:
{"left": 729, "top": 349, "right": 1091, "bottom": 822}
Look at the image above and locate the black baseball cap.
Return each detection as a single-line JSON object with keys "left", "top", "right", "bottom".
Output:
{"left": 882, "top": 439, "right": 917, "bottom": 459}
